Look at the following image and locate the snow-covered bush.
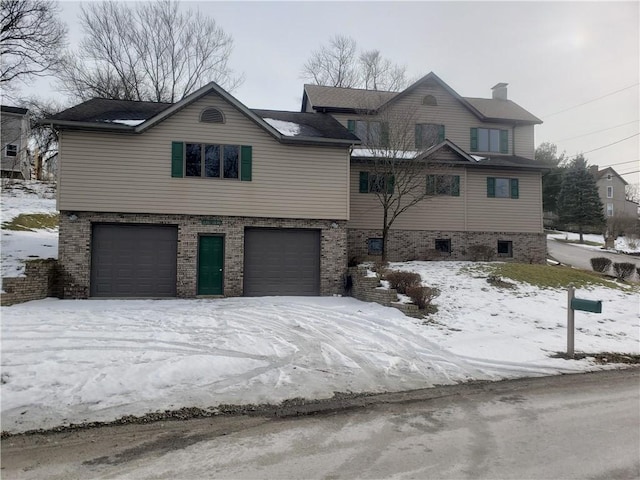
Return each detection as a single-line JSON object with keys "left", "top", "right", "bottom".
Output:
{"left": 612, "top": 262, "right": 635, "bottom": 280}
{"left": 385, "top": 271, "right": 421, "bottom": 294}
{"left": 590, "top": 257, "right": 612, "bottom": 273}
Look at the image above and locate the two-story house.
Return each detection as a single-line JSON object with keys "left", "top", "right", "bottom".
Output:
{"left": 1, "top": 105, "right": 31, "bottom": 179}
{"left": 302, "top": 72, "right": 545, "bottom": 263}
{"left": 44, "top": 83, "right": 358, "bottom": 298}
{"left": 45, "top": 72, "right": 545, "bottom": 299}
{"left": 591, "top": 165, "right": 638, "bottom": 219}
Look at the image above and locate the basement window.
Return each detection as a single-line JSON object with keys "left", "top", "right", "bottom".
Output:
{"left": 497, "top": 240, "right": 513, "bottom": 257}
{"left": 368, "top": 238, "right": 383, "bottom": 255}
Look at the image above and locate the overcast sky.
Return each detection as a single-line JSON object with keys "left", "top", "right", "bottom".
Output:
{"left": 19, "top": 1, "right": 640, "bottom": 186}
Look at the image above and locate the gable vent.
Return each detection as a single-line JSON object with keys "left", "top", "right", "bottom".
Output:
{"left": 422, "top": 95, "right": 437, "bottom": 106}
{"left": 200, "top": 108, "right": 225, "bottom": 123}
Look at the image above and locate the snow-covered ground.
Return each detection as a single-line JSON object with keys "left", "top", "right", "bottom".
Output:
{"left": 2, "top": 264, "right": 638, "bottom": 434}
{"left": 547, "top": 230, "right": 640, "bottom": 254}
{"left": 1, "top": 182, "right": 638, "bottom": 434}
{"left": 1, "top": 180, "right": 58, "bottom": 278}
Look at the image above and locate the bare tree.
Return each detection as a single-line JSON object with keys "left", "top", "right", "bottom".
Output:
{"left": 301, "top": 34, "right": 359, "bottom": 88}
{"left": 302, "top": 36, "right": 408, "bottom": 91}
{"left": 354, "top": 97, "right": 446, "bottom": 260}
{"left": 359, "top": 50, "right": 407, "bottom": 91}
{"left": 57, "top": 0, "right": 242, "bottom": 103}
{"left": 0, "top": 0, "right": 67, "bottom": 88}
{"left": 626, "top": 183, "right": 639, "bottom": 203}
{"left": 20, "top": 96, "right": 65, "bottom": 179}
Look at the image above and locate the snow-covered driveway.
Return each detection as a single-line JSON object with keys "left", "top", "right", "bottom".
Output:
{"left": 3, "top": 283, "right": 636, "bottom": 435}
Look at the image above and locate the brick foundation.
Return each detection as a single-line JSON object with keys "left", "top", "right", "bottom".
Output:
{"left": 348, "top": 229, "right": 547, "bottom": 264}
{"left": 59, "top": 211, "right": 347, "bottom": 299}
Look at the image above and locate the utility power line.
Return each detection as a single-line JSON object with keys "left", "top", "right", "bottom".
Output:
{"left": 579, "top": 134, "right": 639, "bottom": 155}
{"left": 551, "top": 120, "right": 639, "bottom": 143}
{"left": 541, "top": 83, "right": 639, "bottom": 118}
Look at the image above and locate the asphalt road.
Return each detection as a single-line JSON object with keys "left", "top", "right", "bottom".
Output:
{"left": 547, "top": 238, "right": 640, "bottom": 273}
{"left": 2, "top": 368, "right": 639, "bottom": 479}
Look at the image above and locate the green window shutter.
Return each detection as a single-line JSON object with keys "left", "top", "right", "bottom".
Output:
{"left": 380, "top": 122, "right": 390, "bottom": 146}
{"left": 241, "top": 145, "right": 252, "bottom": 181}
{"left": 387, "top": 174, "right": 395, "bottom": 194}
{"left": 171, "top": 141, "right": 184, "bottom": 177}
{"left": 426, "top": 174, "right": 436, "bottom": 195}
{"left": 500, "top": 130, "right": 508, "bottom": 153}
{"left": 487, "top": 177, "right": 496, "bottom": 197}
{"left": 347, "top": 120, "right": 356, "bottom": 133}
{"left": 510, "top": 178, "right": 519, "bottom": 199}
{"left": 438, "top": 125, "right": 445, "bottom": 143}
{"left": 415, "top": 124, "right": 423, "bottom": 149}
{"left": 470, "top": 128, "right": 478, "bottom": 152}
{"left": 359, "top": 171, "right": 369, "bottom": 193}
{"left": 452, "top": 175, "right": 460, "bottom": 196}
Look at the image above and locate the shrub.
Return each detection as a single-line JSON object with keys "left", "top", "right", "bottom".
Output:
{"left": 421, "top": 249, "right": 441, "bottom": 261}
{"left": 372, "top": 260, "right": 389, "bottom": 274}
{"left": 612, "top": 262, "right": 636, "bottom": 280}
{"left": 406, "top": 285, "right": 440, "bottom": 310}
{"left": 637, "top": 267, "right": 640, "bottom": 279}
{"left": 385, "top": 271, "right": 421, "bottom": 294}
{"left": 348, "top": 256, "right": 361, "bottom": 268}
{"left": 468, "top": 244, "right": 495, "bottom": 262}
{"left": 590, "top": 257, "right": 612, "bottom": 273}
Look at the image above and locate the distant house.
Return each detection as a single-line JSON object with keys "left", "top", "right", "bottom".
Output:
{"left": 591, "top": 166, "right": 638, "bottom": 219}
{"left": 44, "top": 72, "right": 546, "bottom": 300}
{"left": 1, "top": 105, "right": 31, "bottom": 179}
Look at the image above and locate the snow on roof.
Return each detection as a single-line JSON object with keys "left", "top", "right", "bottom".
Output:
{"left": 263, "top": 118, "right": 301, "bottom": 136}
{"left": 108, "top": 119, "right": 146, "bottom": 126}
{"left": 351, "top": 148, "right": 418, "bottom": 159}
{"left": 470, "top": 155, "right": 486, "bottom": 162}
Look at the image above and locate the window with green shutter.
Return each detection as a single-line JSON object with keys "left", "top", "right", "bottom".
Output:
{"left": 174, "top": 142, "right": 252, "bottom": 181}
{"left": 487, "top": 177, "right": 519, "bottom": 198}
{"left": 360, "top": 171, "right": 394, "bottom": 194}
{"left": 416, "top": 123, "right": 444, "bottom": 149}
{"left": 473, "top": 128, "right": 508, "bottom": 153}
{"left": 347, "top": 120, "right": 356, "bottom": 133}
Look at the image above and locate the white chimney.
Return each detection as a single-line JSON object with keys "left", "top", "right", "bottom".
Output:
{"left": 491, "top": 83, "right": 508, "bottom": 100}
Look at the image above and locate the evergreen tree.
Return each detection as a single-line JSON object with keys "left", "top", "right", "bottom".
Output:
{"left": 557, "top": 155, "right": 605, "bottom": 243}
{"left": 536, "top": 142, "right": 566, "bottom": 214}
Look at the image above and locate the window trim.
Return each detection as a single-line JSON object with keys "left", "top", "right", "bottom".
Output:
{"left": 606, "top": 186, "right": 613, "bottom": 198}
{"left": 349, "top": 119, "right": 389, "bottom": 147}
{"left": 606, "top": 203, "right": 614, "bottom": 217}
{"left": 367, "top": 238, "right": 383, "bottom": 256}
{"left": 172, "top": 141, "right": 252, "bottom": 181}
{"left": 5, "top": 144, "right": 17, "bottom": 157}
{"left": 359, "top": 171, "right": 394, "bottom": 194}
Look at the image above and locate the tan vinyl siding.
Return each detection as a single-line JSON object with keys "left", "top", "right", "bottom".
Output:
{"left": 466, "top": 169, "right": 543, "bottom": 233}
{"left": 347, "top": 167, "right": 466, "bottom": 231}
{"left": 58, "top": 92, "right": 350, "bottom": 219}
{"left": 348, "top": 166, "right": 543, "bottom": 233}
{"left": 331, "top": 84, "right": 536, "bottom": 158}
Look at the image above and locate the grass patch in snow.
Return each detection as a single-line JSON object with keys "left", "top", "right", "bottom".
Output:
{"left": 467, "top": 263, "right": 629, "bottom": 290}
{"left": 2, "top": 213, "right": 58, "bottom": 231}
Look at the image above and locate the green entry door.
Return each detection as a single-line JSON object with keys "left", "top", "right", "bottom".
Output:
{"left": 198, "top": 236, "right": 224, "bottom": 295}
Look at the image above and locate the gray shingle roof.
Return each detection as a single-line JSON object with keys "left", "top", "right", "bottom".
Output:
{"left": 303, "top": 75, "right": 542, "bottom": 125}
{"left": 1, "top": 105, "right": 28, "bottom": 115}
{"left": 252, "top": 109, "right": 360, "bottom": 142}
{"left": 48, "top": 98, "right": 171, "bottom": 123}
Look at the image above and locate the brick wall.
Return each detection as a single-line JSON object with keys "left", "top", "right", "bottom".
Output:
{"left": 59, "top": 211, "right": 347, "bottom": 299}
{"left": 1, "top": 259, "right": 60, "bottom": 306}
{"left": 347, "top": 266, "right": 421, "bottom": 318}
{"left": 348, "top": 229, "right": 546, "bottom": 264}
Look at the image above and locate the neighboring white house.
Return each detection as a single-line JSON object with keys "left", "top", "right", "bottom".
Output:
{"left": 591, "top": 165, "right": 638, "bottom": 219}
{"left": 1, "top": 105, "right": 31, "bottom": 179}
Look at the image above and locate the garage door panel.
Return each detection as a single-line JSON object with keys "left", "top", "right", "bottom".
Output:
{"left": 91, "top": 224, "right": 178, "bottom": 297}
{"left": 244, "top": 228, "right": 320, "bottom": 296}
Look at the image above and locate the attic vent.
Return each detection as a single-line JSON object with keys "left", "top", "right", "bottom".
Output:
{"left": 422, "top": 95, "right": 437, "bottom": 106}
{"left": 200, "top": 108, "right": 224, "bottom": 123}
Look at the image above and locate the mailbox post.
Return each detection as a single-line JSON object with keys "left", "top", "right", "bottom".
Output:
{"left": 567, "top": 286, "right": 603, "bottom": 358}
